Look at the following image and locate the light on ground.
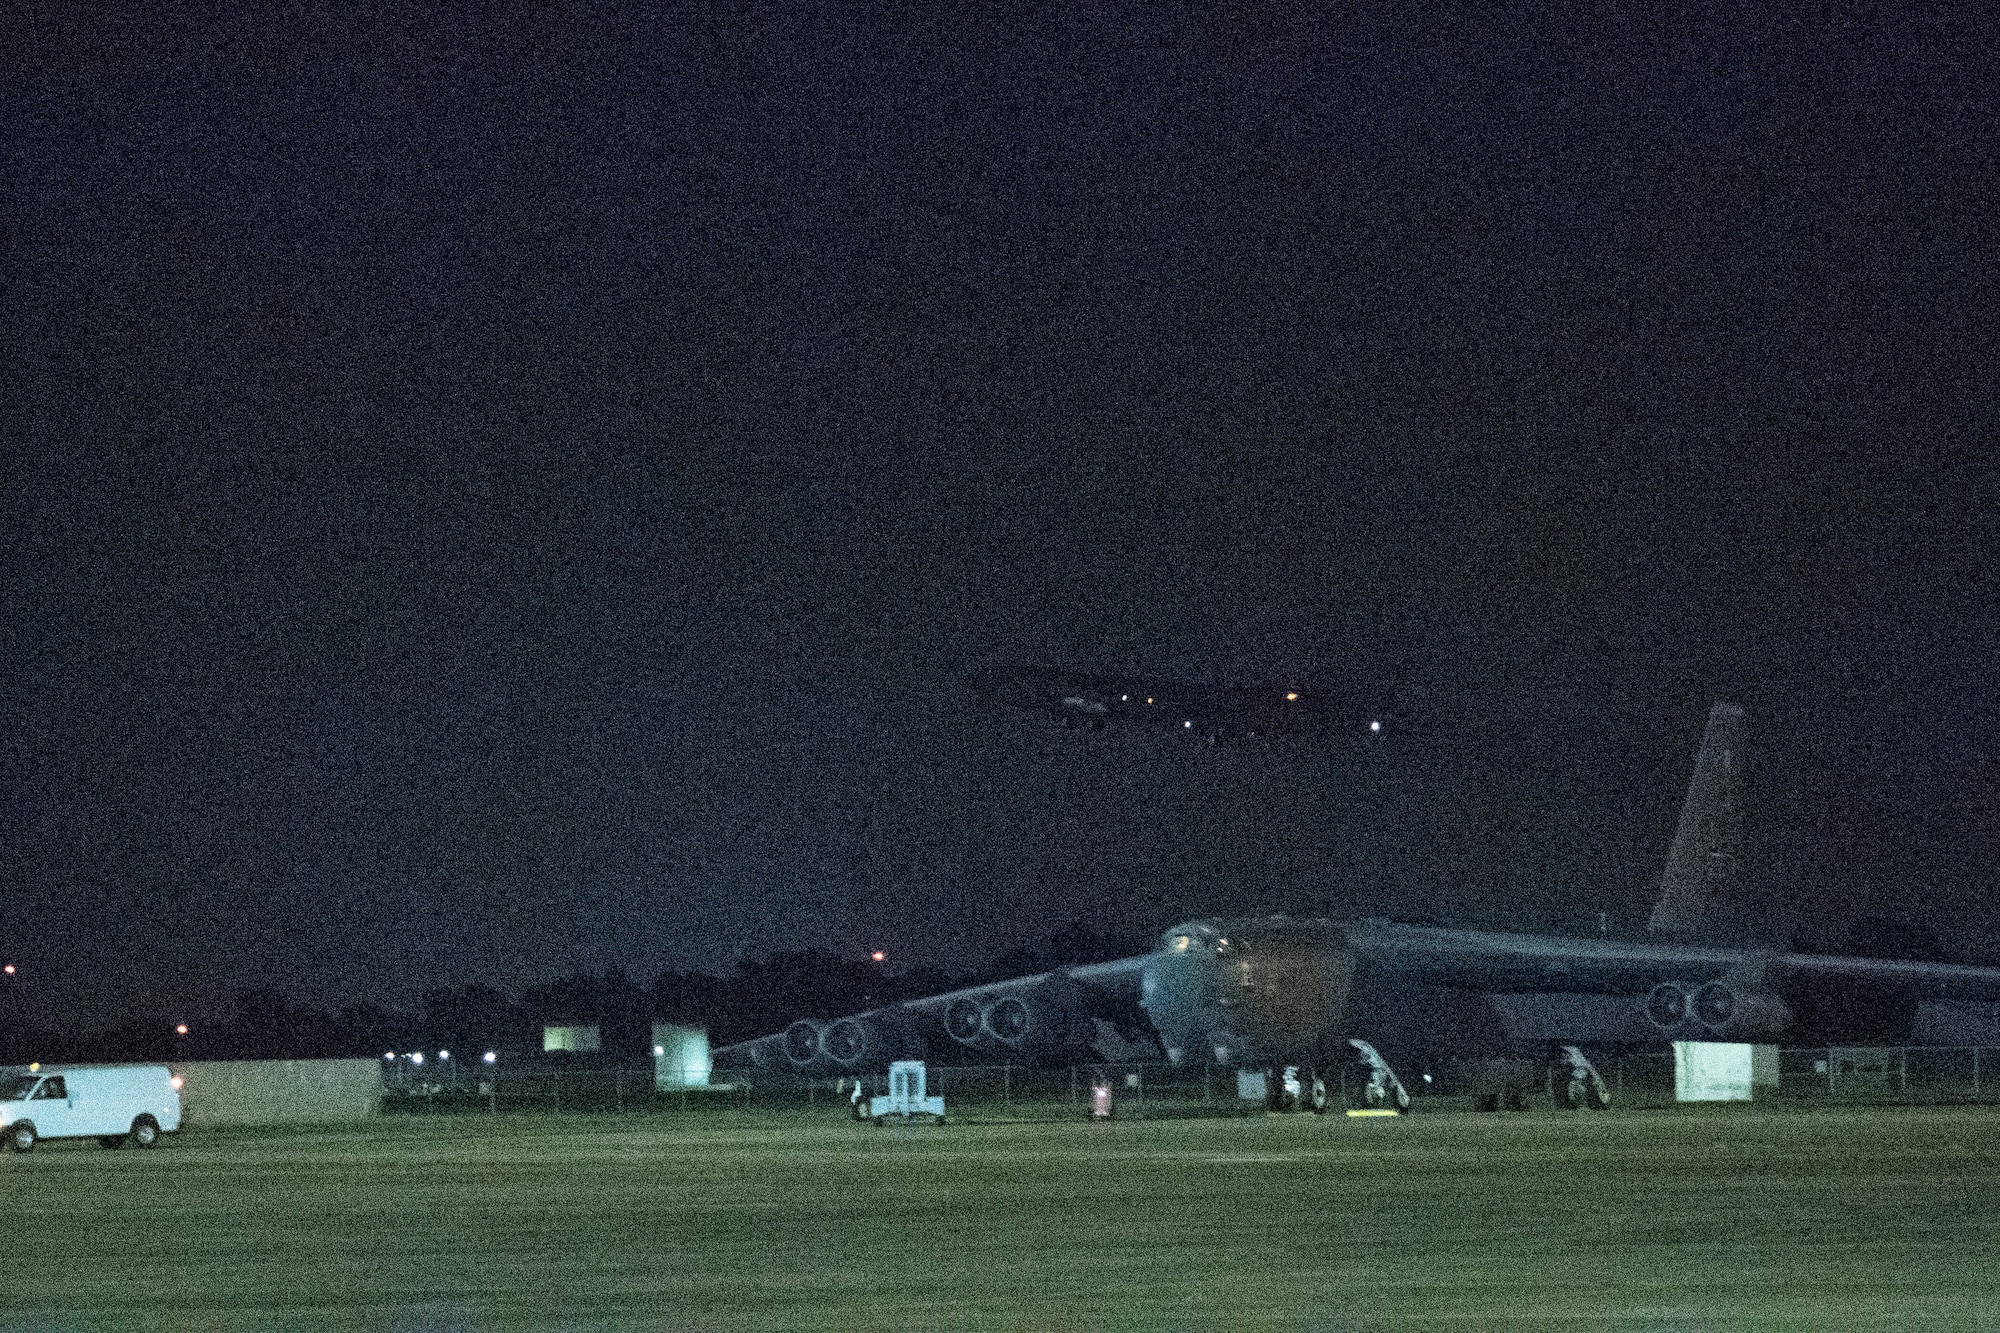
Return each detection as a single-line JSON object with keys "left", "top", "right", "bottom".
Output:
{"left": 482, "top": 1051, "right": 498, "bottom": 1064}
{"left": 438, "top": 1050, "right": 450, "bottom": 1060}
{"left": 653, "top": 1045, "right": 666, "bottom": 1057}
{"left": 409, "top": 1053, "right": 424, "bottom": 1065}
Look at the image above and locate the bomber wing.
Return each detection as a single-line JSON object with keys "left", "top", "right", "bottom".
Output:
{"left": 713, "top": 955, "right": 1152, "bottom": 1075}
{"left": 1346, "top": 922, "right": 2000, "bottom": 1000}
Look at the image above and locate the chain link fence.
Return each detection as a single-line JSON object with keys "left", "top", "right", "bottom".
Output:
{"left": 380, "top": 1046, "right": 2000, "bottom": 1118}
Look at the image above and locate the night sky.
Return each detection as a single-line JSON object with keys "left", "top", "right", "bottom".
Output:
{"left": 5, "top": 3, "right": 1997, "bottom": 1028}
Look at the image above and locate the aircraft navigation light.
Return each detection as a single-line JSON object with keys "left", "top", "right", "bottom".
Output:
{"left": 1146, "top": 697, "right": 1153, "bottom": 704}
{"left": 1286, "top": 691, "right": 1299, "bottom": 701}
{"left": 2, "top": 964, "right": 14, "bottom": 975}
{"left": 871, "top": 950, "right": 886, "bottom": 962}
{"left": 384, "top": 1052, "right": 396, "bottom": 1061}
{"left": 1183, "top": 720, "right": 1193, "bottom": 728}
{"left": 1370, "top": 720, "right": 1381, "bottom": 732}
{"left": 174, "top": 1022, "right": 189, "bottom": 1036}
{"left": 1121, "top": 694, "right": 1129, "bottom": 702}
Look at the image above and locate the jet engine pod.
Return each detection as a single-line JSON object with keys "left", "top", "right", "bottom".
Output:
{"left": 1692, "top": 981, "right": 1736, "bottom": 1029}
{"left": 783, "top": 1020, "right": 826, "bottom": 1067}
{"left": 954, "top": 977, "right": 1094, "bottom": 1057}
{"left": 1690, "top": 982, "right": 1793, "bottom": 1040}
{"left": 984, "top": 996, "right": 1032, "bottom": 1046}
{"left": 821, "top": 1017, "right": 877, "bottom": 1067}
{"left": 1644, "top": 982, "right": 1690, "bottom": 1030}
{"left": 944, "top": 997, "right": 985, "bottom": 1046}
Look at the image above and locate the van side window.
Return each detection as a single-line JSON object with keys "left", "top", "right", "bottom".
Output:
{"left": 32, "top": 1077, "right": 66, "bottom": 1101}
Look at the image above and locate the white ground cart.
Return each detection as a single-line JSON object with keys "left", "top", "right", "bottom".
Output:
{"left": 868, "top": 1060, "right": 945, "bottom": 1125}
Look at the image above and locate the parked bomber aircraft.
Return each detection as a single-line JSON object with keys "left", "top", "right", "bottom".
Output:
{"left": 715, "top": 703, "right": 2000, "bottom": 1098}
{"left": 967, "top": 667, "right": 1409, "bottom": 743}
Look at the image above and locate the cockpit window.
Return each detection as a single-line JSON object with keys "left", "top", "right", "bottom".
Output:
{"left": 31, "top": 1076, "right": 66, "bottom": 1101}
{"left": 0, "top": 1074, "right": 37, "bottom": 1101}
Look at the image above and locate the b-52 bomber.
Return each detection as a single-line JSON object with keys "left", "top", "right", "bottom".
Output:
{"left": 716, "top": 703, "right": 2000, "bottom": 1103}
{"left": 967, "top": 667, "right": 1406, "bottom": 743}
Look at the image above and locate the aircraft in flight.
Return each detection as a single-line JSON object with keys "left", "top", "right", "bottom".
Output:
{"left": 715, "top": 703, "right": 2000, "bottom": 1102}
{"left": 966, "top": 667, "right": 1408, "bottom": 743}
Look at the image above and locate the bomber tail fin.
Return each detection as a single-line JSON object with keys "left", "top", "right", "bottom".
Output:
{"left": 1647, "top": 702, "right": 1746, "bottom": 939}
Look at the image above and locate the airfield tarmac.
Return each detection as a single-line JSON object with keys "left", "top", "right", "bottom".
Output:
{"left": 5, "top": 1107, "right": 1999, "bottom": 1330}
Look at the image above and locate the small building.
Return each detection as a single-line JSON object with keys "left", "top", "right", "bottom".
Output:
{"left": 652, "top": 1022, "right": 711, "bottom": 1090}
{"left": 543, "top": 1022, "right": 602, "bottom": 1054}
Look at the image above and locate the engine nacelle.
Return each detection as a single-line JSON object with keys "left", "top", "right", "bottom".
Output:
{"left": 1641, "top": 980, "right": 1793, "bottom": 1040}
{"left": 783, "top": 1020, "right": 826, "bottom": 1067}
{"left": 943, "top": 979, "right": 1092, "bottom": 1057}
{"left": 944, "top": 997, "right": 986, "bottom": 1046}
{"left": 1644, "top": 982, "right": 1690, "bottom": 1031}
{"left": 1689, "top": 982, "right": 1793, "bottom": 1041}
{"left": 984, "top": 996, "right": 1032, "bottom": 1046}
{"left": 820, "top": 1017, "right": 882, "bottom": 1067}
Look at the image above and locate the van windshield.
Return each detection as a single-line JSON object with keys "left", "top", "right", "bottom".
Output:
{"left": 0, "top": 1074, "right": 39, "bottom": 1101}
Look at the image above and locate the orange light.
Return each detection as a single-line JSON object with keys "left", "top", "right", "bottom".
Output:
{"left": 2, "top": 964, "right": 14, "bottom": 975}
{"left": 871, "top": 950, "right": 886, "bottom": 963}
{"left": 175, "top": 1023, "right": 189, "bottom": 1036}
{"left": 1285, "top": 691, "right": 1299, "bottom": 702}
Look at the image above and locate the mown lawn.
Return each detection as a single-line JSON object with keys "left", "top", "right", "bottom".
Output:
{"left": 5, "top": 1106, "right": 2000, "bottom": 1330}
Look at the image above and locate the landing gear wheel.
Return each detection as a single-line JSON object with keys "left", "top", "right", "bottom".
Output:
{"left": 130, "top": 1117, "right": 161, "bottom": 1149}
{"left": 7, "top": 1122, "right": 35, "bottom": 1152}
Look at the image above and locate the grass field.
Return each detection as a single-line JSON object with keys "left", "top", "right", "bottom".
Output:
{"left": 6, "top": 1106, "right": 2000, "bottom": 1330}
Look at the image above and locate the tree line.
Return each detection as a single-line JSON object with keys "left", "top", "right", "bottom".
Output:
{"left": 0, "top": 922, "right": 1144, "bottom": 1064}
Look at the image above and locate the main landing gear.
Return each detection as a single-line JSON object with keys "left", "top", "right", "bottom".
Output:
{"left": 1264, "top": 1040, "right": 1412, "bottom": 1115}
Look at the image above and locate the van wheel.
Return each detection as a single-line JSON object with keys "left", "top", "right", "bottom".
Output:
{"left": 7, "top": 1122, "right": 35, "bottom": 1153}
{"left": 130, "top": 1116, "right": 161, "bottom": 1149}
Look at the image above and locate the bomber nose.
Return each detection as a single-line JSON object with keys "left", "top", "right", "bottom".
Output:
{"left": 1140, "top": 948, "right": 1215, "bottom": 1068}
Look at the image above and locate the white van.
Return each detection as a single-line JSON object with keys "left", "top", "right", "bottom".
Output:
{"left": 0, "top": 1065, "right": 182, "bottom": 1152}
